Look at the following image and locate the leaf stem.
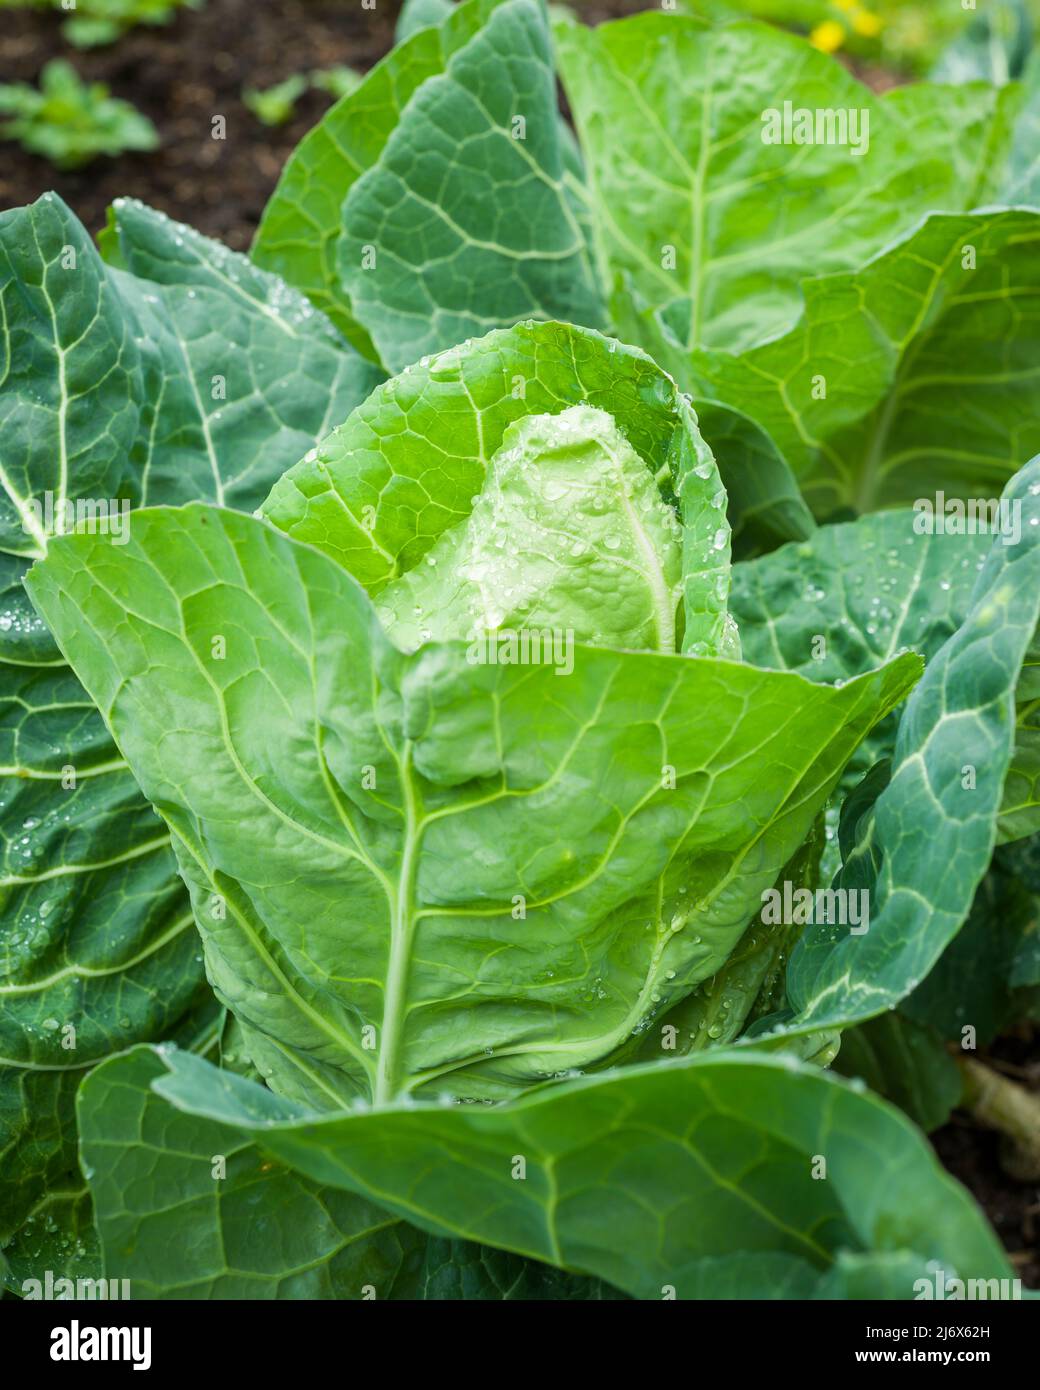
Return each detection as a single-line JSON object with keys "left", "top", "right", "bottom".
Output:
{"left": 956, "top": 1055, "right": 1040, "bottom": 1181}
{"left": 375, "top": 740, "right": 421, "bottom": 1103}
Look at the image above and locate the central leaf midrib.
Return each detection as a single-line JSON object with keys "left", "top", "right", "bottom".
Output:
{"left": 375, "top": 739, "right": 422, "bottom": 1103}
{"left": 611, "top": 439, "right": 677, "bottom": 653}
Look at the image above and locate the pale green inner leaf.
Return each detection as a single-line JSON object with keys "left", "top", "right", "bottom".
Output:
{"left": 376, "top": 405, "right": 684, "bottom": 654}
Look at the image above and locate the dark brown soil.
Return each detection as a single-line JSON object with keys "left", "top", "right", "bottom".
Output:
{"left": 934, "top": 1121, "right": 1040, "bottom": 1290}
{"left": 0, "top": 0, "right": 401, "bottom": 248}
{"left": 1, "top": 0, "right": 1037, "bottom": 1293}
{"left": 935, "top": 1027, "right": 1040, "bottom": 1290}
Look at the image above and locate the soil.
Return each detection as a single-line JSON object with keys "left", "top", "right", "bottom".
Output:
{"left": 0, "top": 0, "right": 401, "bottom": 248}
{"left": 934, "top": 1121, "right": 1040, "bottom": 1290}
{"left": 1, "top": 0, "right": 1038, "bottom": 1292}
{"left": 934, "top": 1027, "right": 1040, "bottom": 1291}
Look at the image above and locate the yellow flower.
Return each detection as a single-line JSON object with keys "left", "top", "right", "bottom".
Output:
{"left": 851, "top": 8, "right": 883, "bottom": 37}
{"left": 810, "top": 19, "right": 846, "bottom": 53}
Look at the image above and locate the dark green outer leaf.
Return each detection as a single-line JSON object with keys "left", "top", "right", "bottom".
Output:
{"left": 789, "top": 458, "right": 1040, "bottom": 1030}
{"left": 731, "top": 509, "right": 990, "bottom": 783}
{"left": 395, "top": 1237, "right": 621, "bottom": 1299}
{"left": 732, "top": 511, "right": 988, "bottom": 682}
{"left": 834, "top": 1014, "right": 962, "bottom": 1134}
{"left": 104, "top": 198, "right": 383, "bottom": 511}
{"left": 999, "top": 831, "right": 1040, "bottom": 893}
{"left": 144, "top": 1045, "right": 1014, "bottom": 1301}
{"left": 335, "top": 0, "right": 604, "bottom": 371}
{"left": 77, "top": 1047, "right": 619, "bottom": 1300}
{"left": 0, "top": 191, "right": 379, "bottom": 1278}
{"left": 77, "top": 1047, "right": 427, "bottom": 1299}
{"left": 901, "top": 863, "right": 1040, "bottom": 1046}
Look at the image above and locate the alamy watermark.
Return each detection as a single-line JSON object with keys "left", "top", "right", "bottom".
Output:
{"left": 50, "top": 1320, "right": 151, "bottom": 1371}
{"left": 761, "top": 880, "right": 869, "bottom": 935}
{"left": 761, "top": 101, "right": 870, "bottom": 158}
{"left": 913, "top": 492, "right": 1022, "bottom": 546}
{"left": 23, "top": 1271, "right": 131, "bottom": 1300}
{"left": 24, "top": 491, "right": 130, "bottom": 546}
{"left": 914, "top": 1271, "right": 1022, "bottom": 1301}
{"left": 466, "top": 627, "right": 575, "bottom": 677}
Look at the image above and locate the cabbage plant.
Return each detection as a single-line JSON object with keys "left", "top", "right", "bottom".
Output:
{"left": 28, "top": 318, "right": 919, "bottom": 1113}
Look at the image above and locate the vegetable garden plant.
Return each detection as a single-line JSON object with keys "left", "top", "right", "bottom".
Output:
{"left": 2, "top": 0, "right": 1039, "bottom": 1301}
